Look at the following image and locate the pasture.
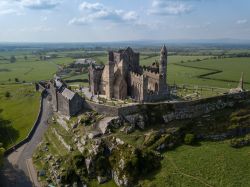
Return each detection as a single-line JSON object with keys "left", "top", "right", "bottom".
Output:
{"left": 0, "top": 84, "right": 40, "bottom": 148}
{"left": 139, "top": 141, "right": 250, "bottom": 187}
{"left": 180, "top": 57, "right": 250, "bottom": 87}
{"left": 0, "top": 55, "right": 74, "bottom": 84}
{"left": 139, "top": 54, "right": 250, "bottom": 89}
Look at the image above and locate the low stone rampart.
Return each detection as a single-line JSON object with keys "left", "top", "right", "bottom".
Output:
{"left": 83, "top": 100, "right": 119, "bottom": 116}
{"left": 119, "top": 91, "right": 250, "bottom": 124}
{"left": 83, "top": 91, "right": 250, "bottom": 122}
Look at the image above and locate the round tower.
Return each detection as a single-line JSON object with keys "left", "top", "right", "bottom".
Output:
{"left": 159, "top": 45, "right": 168, "bottom": 90}
{"left": 107, "top": 52, "right": 115, "bottom": 99}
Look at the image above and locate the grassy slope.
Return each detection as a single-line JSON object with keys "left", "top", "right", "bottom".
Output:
{"left": 139, "top": 141, "right": 250, "bottom": 187}
{"left": 0, "top": 84, "right": 40, "bottom": 148}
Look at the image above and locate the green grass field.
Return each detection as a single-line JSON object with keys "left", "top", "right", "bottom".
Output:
{"left": 0, "top": 56, "right": 75, "bottom": 84}
{"left": 0, "top": 57, "right": 57, "bottom": 83}
{"left": 139, "top": 141, "right": 250, "bottom": 187}
{"left": 181, "top": 57, "right": 250, "bottom": 87}
{"left": 0, "top": 84, "right": 40, "bottom": 148}
{"left": 140, "top": 54, "right": 211, "bottom": 65}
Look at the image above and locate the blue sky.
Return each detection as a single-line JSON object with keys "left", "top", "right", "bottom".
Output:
{"left": 0, "top": 0, "right": 249, "bottom": 42}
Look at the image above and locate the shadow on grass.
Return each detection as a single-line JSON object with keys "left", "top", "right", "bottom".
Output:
{"left": 137, "top": 164, "right": 162, "bottom": 185}
{"left": 0, "top": 109, "right": 20, "bottom": 148}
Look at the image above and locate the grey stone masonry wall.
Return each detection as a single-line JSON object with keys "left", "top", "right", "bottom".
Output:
{"left": 83, "top": 100, "right": 119, "bottom": 116}
{"left": 83, "top": 91, "right": 250, "bottom": 120}
{"left": 119, "top": 91, "right": 250, "bottom": 123}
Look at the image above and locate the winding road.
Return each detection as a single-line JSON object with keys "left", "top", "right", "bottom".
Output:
{"left": 0, "top": 91, "right": 53, "bottom": 187}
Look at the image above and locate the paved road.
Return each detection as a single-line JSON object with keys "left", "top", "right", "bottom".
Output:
{"left": 0, "top": 92, "right": 53, "bottom": 187}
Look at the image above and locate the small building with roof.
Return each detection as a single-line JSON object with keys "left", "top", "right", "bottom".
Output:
{"left": 50, "top": 76, "right": 83, "bottom": 116}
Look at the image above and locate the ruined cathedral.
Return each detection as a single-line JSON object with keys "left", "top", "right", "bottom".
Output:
{"left": 88, "top": 45, "right": 169, "bottom": 102}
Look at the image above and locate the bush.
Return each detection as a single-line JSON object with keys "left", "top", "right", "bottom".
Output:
{"left": 143, "top": 132, "right": 161, "bottom": 146}
{"left": 230, "top": 135, "right": 250, "bottom": 148}
{"left": 61, "top": 166, "right": 79, "bottom": 185}
{"left": 10, "top": 55, "right": 16, "bottom": 63}
{"left": 73, "top": 154, "right": 85, "bottom": 168}
{"left": 184, "top": 134, "right": 195, "bottom": 145}
{"left": 5, "top": 91, "right": 11, "bottom": 98}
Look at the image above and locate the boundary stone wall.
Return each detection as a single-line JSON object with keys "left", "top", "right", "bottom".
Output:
{"left": 4, "top": 90, "right": 46, "bottom": 156}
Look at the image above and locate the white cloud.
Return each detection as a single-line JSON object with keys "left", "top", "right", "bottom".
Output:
{"left": 69, "top": 2, "right": 138, "bottom": 25}
{"left": 149, "top": 0, "right": 193, "bottom": 15}
{"left": 19, "top": 0, "right": 62, "bottom": 10}
{"left": 68, "top": 17, "right": 90, "bottom": 25}
{"left": 0, "top": 0, "right": 60, "bottom": 16}
{"left": 237, "top": 19, "right": 248, "bottom": 24}
{"left": 79, "top": 2, "right": 104, "bottom": 12}
{"left": 0, "top": 1, "right": 20, "bottom": 15}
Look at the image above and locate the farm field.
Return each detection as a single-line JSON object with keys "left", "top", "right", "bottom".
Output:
{"left": 139, "top": 141, "right": 250, "bottom": 187}
{"left": 0, "top": 58, "right": 57, "bottom": 83}
{"left": 180, "top": 57, "right": 250, "bottom": 86}
{"left": 140, "top": 54, "right": 212, "bottom": 66}
{"left": 0, "top": 53, "right": 75, "bottom": 84}
{"left": 0, "top": 84, "right": 40, "bottom": 148}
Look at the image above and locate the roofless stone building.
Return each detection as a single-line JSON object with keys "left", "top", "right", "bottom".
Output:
{"left": 88, "top": 45, "right": 169, "bottom": 102}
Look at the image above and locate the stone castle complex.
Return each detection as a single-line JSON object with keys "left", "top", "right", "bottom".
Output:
{"left": 88, "top": 46, "right": 169, "bottom": 102}
{"left": 47, "top": 45, "right": 247, "bottom": 117}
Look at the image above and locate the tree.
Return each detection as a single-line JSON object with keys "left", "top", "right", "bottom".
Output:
{"left": 14, "top": 78, "right": 19, "bottom": 82}
{"left": 5, "top": 91, "right": 11, "bottom": 98}
{"left": 0, "top": 145, "right": 4, "bottom": 167}
{"left": 10, "top": 56, "right": 16, "bottom": 63}
{"left": 24, "top": 56, "right": 28, "bottom": 60}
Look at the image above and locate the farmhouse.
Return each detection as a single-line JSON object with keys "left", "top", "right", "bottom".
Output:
{"left": 88, "top": 46, "right": 169, "bottom": 102}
